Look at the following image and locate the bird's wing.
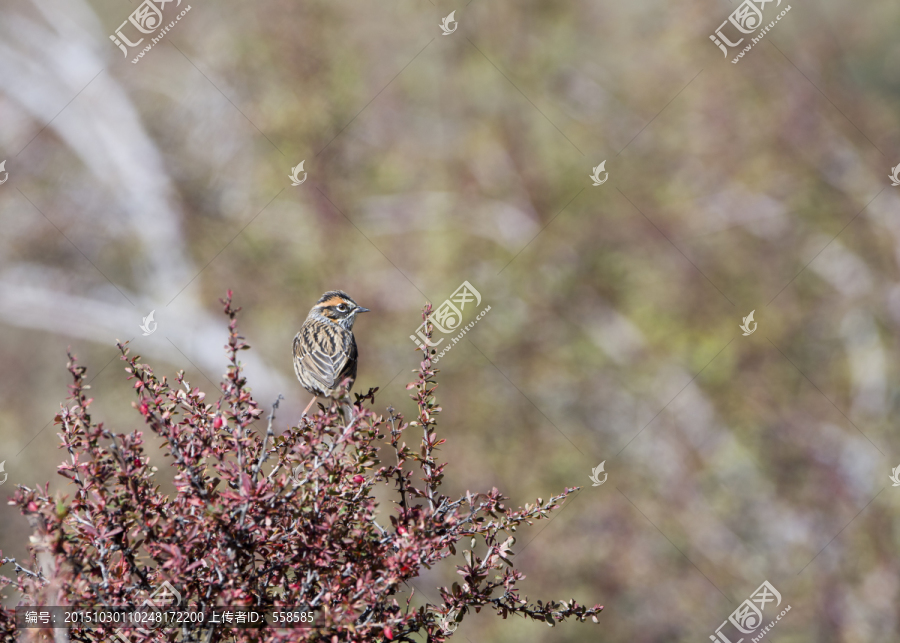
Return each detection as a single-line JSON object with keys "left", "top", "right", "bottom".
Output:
{"left": 294, "top": 322, "right": 356, "bottom": 391}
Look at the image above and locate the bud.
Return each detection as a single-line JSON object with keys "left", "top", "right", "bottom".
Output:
{"left": 383, "top": 627, "right": 393, "bottom": 640}
{"left": 213, "top": 416, "right": 224, "bottom": 429}
{"left": 352, "top": 475, "right": 365, "bottom": 484}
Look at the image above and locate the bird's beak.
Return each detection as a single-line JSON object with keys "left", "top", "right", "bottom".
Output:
{"left": 356, "top": 306, "right": 370, "bottom": 313}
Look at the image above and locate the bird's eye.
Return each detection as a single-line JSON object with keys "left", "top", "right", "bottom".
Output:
{"left": 337, "top": 304, "right": 348, "bottom": 312}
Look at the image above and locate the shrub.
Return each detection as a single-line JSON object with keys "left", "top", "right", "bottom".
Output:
{"left": 0, "top": 292, "right": 602, "bottom": 641}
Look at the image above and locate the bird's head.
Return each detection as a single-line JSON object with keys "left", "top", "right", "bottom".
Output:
{"left": 309, "top": 290, "right": 370, "bottom": 329}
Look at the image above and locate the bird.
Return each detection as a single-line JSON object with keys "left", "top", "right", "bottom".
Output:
{"left": 293, "top": 290, "right": 369, "bottom": 417}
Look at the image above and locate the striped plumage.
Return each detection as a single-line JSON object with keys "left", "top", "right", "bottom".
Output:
{"left": 293, "top": 291, "right": 369, "bottom": 414}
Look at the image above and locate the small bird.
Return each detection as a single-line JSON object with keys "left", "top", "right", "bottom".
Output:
{"left": 293, "top": 291, "right": 369, "bottom": 417}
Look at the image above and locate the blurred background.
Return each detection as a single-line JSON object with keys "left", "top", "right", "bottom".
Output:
{"left": 2, "top": 0, "right": 900, "bottom": 640}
